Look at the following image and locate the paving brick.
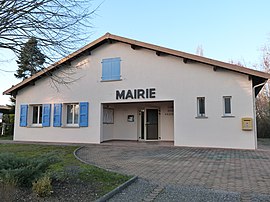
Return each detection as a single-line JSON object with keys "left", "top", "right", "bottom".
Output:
{"left": 76, "top": 140, "right": 270, "bottom": 196}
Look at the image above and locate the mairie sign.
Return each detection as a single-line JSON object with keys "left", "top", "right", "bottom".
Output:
{"left": 116, "top": 88, "right": 156, "bottom": 100}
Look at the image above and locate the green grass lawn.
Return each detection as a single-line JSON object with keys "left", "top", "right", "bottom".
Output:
{"left": 0, "top": 143, "right": 131, "bottom": 198}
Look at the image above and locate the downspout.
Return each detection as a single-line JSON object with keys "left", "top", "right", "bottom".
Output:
{"left": 252, "top": 81, "right": 267, "bottom": 149}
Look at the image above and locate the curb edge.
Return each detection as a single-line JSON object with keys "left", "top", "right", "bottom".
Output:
{"left": 73, "top": 146, "right": 138, "bottom": 202}
{"left": 96, "top": 176, "right": 138, "bottom": 202}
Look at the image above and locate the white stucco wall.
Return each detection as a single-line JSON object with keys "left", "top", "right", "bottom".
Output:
{"left": 160, "top": 103, "right": 174, "bottom": 141}
{"left": 103, "top": 104, "right": 138, "bottom": 141}
{"left": 14, "top": 41, "right": 255, "bottom": 149}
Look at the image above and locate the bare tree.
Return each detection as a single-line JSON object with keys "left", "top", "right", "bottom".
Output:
{"left": 195, "top": 45, "right": 204, "bottom": 56}
{"left": 261, "top": 45, "right": 270, "bottom": 73}
{"left": 0, "top": 0, "right": 96, "bottom": 60}
{"left": 0, "top": 0, "right": 99, "bottom": 86}
{"left": 259, "top": 45, "right": 270, "bottom": 96}
{"left": 256, "top": 92, "right": 270, "bottom": 138}
{"left": 228, "top": 59, "right": 246, "bottom": 67}
{"left": 256, "top": 44, "right": 270, "bottom": 138}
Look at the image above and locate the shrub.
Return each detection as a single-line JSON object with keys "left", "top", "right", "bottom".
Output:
{"left": 32, "top": 175, "right": 52, "bottom": 197}
{"left": 0, "top": 153, "right": 59, "bottom": 187}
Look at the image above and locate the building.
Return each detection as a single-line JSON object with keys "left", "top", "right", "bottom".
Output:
{"left": 0, "top": 105, "right": 12, "bottom": 123}
{"left": 3, "top": 33, "right": 270, "bottom": 149}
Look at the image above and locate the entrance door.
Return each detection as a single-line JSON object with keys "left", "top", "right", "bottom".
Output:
{"left": 146, "top": 109, "right": 158, "bottom": 140}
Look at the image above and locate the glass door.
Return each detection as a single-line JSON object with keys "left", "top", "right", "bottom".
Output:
{"left": 146, "top": 109, "right": 158, "bottom": 140}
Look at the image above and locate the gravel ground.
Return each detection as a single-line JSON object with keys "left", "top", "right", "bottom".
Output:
{"left": 108, "top": 178, "right": 157, "bottom": 202}
{"left": 108, "top": 178, "right": 242, "bottom": 202}
{"left": 108, "top": 180, "right": 270, "bottom": 202}
{"left": 155, "top": 185, "right": 240, "bottom": 202}
{"left": 251, "top": 193, "right": 270, "bottom": 202}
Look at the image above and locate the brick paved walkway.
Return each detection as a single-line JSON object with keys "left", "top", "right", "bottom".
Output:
{"left": 76, "top": 142, "right": 270, "bottom": 197}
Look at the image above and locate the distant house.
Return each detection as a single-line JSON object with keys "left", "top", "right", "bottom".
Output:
{"left": 0, "top": 105, "right": 11, "bottom": 124}
{"left": 3, "top": 33, "right": 270, "bottom": 149}
{"left": 0, "top": 105, "right": 11, "bottom": 113}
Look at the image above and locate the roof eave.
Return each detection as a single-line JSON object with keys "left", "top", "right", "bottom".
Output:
{"left": 3, "top": 33, "right": 270, "bottom": 95}
{"left": 107, "top": 34, "right": 270, "bottom": 80}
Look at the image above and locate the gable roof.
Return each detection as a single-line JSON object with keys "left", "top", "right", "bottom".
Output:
{"left": 3, "top": 33, "right": 270, "bottom": 96}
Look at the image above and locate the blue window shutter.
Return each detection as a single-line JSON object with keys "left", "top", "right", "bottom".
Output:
{"left": 20, "top": 104, "right": 28, "bottom": 127}
{"left": 102, "top": 59, "right": 112, "bottom": 80}
{"left": 79, "top": 102, "right": 88, "bottom": 127}
{"left": 53, "top": 103, "right": 62, "bottom": 127}
{"left": 111, "top": 58, "right": 121, "bottom": 80}
{"left": 42, "top": 104, "right": 51, "bottom": 127}
{"left": 102, "top": 57, "right": 120, "bottom": 80}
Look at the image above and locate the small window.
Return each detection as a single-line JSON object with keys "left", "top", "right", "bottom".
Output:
{"left": 101, "top": 57, "right": 121, "bottom": 81}
{"left": 223, "top": 96, "right": 232, "bottom": 116}
{"left": 103, "top": 108, "right": 114, "bottom": 124}
{"left": 32, "top": 105, "right": 42, "bottom": 125}
{"left": 197, "top": 97, "right": 206, "bottom": 117}
{"left": 66, "top": 103, "right": 79, "bottom": 125}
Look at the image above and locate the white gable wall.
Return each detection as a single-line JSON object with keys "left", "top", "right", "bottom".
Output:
{"left": 14, "top": 42, "right": 255, "bottom": 149}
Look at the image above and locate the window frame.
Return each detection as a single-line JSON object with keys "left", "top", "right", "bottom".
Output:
{"left": 30, "top": 104, "right": 43, "bottom": 127}
{"left": 223, "top": 96, "right": 233, "bottom": 117}
{"left": 65, "top": 103, "right": 80, "bottom": 127}
{"left": 196, "top": 97, "right": 207, "bottom": 118}
{"left": 103, "top": 108, "right": 114, "bottom": 124}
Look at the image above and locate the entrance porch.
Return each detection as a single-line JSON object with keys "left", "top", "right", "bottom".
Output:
{"left": 101, "top": 101, "right": 174, "bottom": 143}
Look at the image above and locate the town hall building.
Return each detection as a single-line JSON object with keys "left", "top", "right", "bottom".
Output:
{"left": 4, "top": 33, "right": 270, "bottom": 149}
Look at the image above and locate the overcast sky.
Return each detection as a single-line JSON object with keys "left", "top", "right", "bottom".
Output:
{"left": 1, "top": 0, "right": 270, "bottom": 105}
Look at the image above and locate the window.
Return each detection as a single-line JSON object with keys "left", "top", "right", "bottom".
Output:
{"left": 197, "top": 97, "right": 206, "bottom": 117}
{"left": 32, "top": 105, "right": 42, "bottom": 125}
{"left": 101, "top": 57, "right": 121, "bottom": 81}
{"left": 66, "top": 103, "right": 79, "bottom": 125}
{"left": 103, "top": 108, "right": 114, "bottom": 124}
{"left": 223, "top": 96, "right": 232, "bottom": 116}
{"left": 31, "top": 104, "right": 51, "bottom": 127}
{"left": 20, "top": 104, "right": 51, "bottom": 127}
{"left": 61, "top": 102, "right": 89, "bottom": 127}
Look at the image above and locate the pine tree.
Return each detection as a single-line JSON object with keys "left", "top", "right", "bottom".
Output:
{"left": 15, "top": 37, "right": 46, "bottom": 79}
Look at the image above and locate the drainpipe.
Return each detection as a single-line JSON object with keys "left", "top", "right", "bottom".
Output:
{"left": 252, "top": 81, "right": 267, "bottom": 149}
